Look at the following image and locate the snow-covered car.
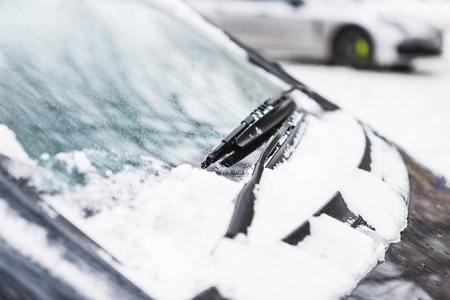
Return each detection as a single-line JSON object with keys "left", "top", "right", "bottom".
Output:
{"left": 187, "top": 0, "right": 443, "bottom": 68}
{"left": 0, "top": 0, "right": 448, "bottom": 300}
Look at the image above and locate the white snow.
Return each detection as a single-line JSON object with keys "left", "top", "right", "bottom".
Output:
{"left": 0, "top": 124, "right": 35, "bottom": 165}
{"left": 283, "top": 54, "right": 450, "bottom": 180}
{"left": 0, "top": 106, "right": 408, "bottom": 300}
{"left": 339, "top": 168, "right": 408, "bottom": 243}
{"left": 205, "top": 214, "right": 385, "bottom": 300}
{"left": 55, "top": 151, "right": 95, "bottom": 174}
{"left": 299, "top": 214, "right": 386, "bottom": 280}
{"left": 35, "top": 110, "right": 408, "bottom": 300}
{"left": 365, "top": 126, "right": 410, "bottom": 199}
{"left": 249, "top": 110, "right": 366, "bottom": 243}
{"left": 2, "top": 110, "right": 409, "bottom": 300}
{"left": 44, "top": 163, "right": 243, "bottom": 299}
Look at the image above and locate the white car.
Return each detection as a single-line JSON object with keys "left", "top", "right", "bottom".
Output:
{"left": 188, "top": 0, "right": 443, "bottom": 68}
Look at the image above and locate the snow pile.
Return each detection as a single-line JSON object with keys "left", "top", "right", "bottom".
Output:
{"left": 1, "top": 105, "right": 409, "bottom": 300}
{"left": 35, "top": 111, "right": 406, "bottom": 300}
{"left": 339, "top": 169, "right": 407, "bottom": 243}
{"left": 205, "top": 216, "right": 384, "bottom": 300}
{"left": 0, "top": 124, "right": 35, "bottom": 165}
{"left": 215, "top": 110, "right": 408, "bottom": 299}
{"left": 54, "top": 151, "right": 95, "bottom": 174}
{"left": 46, "top": 163, "right": 243, "bottom": 299}
{"left": 365, "top": 128, "right": 410, "bottom": 199}
{"left": 250, "top": 111, "right": 366, "bottom": 243}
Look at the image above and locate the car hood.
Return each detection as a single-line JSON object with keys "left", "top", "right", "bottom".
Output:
{"left": 1, "top": 105, "right": 409, "bottom": 300}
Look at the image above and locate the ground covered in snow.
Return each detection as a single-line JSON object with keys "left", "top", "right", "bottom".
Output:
{"left": 282, "top": 0, "right": 450, "bottom": 180}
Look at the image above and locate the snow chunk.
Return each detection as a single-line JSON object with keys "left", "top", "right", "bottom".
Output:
{"left": 48, "top": 164, "right": 242, "bottom": 300}
{"left": 298, "top": 215, "right": 385, "bottom": 280}
{"left": 339, "top": 168, "right": 408, "bottom": 244}
{"left": 0, "top": 124, "right": 35, "bottom": 165}
{"left": 204, "top": 215, "right": 384, "bottom": 300}
{"left": 249, "top": 110, "right": 366, "bottom": 242}
{"left": 55, "top": 151, "right": 95, "bottom": 174}
{"left": 366, "top": 127, "right": 410, "bottom": 200}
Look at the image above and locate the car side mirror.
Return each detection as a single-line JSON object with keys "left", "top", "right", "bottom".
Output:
{"left": 289, "top": 0, "right": 304, "bottom": 7}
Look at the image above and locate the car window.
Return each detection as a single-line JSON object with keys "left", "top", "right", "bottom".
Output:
{"left": 0, "top": 0, "right": 285, "bottom": 191}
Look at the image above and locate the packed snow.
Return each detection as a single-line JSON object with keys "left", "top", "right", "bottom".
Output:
{"left": 365, "top": 127, "right": 410, "bottom": 198}
{"left": 0, "top": 108, "right": 409, "bottom": 300}
{"left": 249, "top": 111, "right": 366, "bottom": 243}
{"left": 0, "top": 125, "right": 35, "bottom": 166}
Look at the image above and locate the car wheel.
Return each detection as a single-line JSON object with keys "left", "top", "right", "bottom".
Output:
{"left": 332, "top": 27, "right": 373, "bottom": 68}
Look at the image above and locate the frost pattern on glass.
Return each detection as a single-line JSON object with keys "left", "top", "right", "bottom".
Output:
{"left": 0, "top": 0, "right": 282, "bottom": 172}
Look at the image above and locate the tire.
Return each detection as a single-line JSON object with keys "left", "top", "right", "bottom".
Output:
{"left": 332, "top": 27, "right": 373, "bottom": 68}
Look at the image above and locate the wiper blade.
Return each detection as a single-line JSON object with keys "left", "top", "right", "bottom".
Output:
{"left": 202, "top": 91, "right": 297, "bottom": 169}
{"left": 226, "top": 111, "right": 306, "bottom": 238}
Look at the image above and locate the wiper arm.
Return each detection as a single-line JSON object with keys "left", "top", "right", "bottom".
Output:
{"left": 202, "top": 91, "right": 297, "bottom": 169}
{"left": 226, "top": 111, "right": 306, "bottom": 238}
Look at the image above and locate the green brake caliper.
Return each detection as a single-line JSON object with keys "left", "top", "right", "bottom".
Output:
{"left": 355, "top": 38, "right": 370, "bottom": 65}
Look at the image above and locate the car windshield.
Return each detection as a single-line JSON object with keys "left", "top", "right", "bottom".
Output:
{"left": 0, "top": 0, "right": 285, "bottom": 191}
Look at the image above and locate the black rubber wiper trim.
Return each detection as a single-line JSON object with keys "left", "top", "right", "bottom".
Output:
{"left": 202, "top": 91, "right": 297, "bottom": 169}
{"left": 226, "top": 112, "right": 305, "bottom": 238}
{"left": 283, "top": 192, "right": 375, "bottom": 246}
{"left": 226, "top": 35, "right": 340, "bottom": 112}
{"left": 358, "top": 130, "right": 372, "bottom": 172}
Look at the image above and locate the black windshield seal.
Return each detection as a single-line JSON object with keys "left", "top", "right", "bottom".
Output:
{"left": 224, "top": 33, "right": 340, "bottom": 111}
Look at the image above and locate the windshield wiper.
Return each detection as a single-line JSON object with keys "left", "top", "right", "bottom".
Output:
{"left": 202, "top": 87, "right": 308, "bottom": 239}
{"left": 226, "top": 111, "right": 306, "bottom": 238}
{"left": 201, "top": 90, "right": 297, "bottom": 169}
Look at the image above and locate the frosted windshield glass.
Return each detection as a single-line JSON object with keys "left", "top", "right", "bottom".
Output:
{"left": 0, "top": 0, "right": 283, "bottom": 170}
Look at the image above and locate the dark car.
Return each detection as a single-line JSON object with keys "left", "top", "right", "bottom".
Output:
{"left": 0, "top": 0, "right": 448, "bottom": 299}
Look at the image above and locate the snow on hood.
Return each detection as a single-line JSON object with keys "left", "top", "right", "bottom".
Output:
{"left": 249, "top": 110, "right": 366, "bottom": 243}
{"left": 1, "top": 106, "right": 409, "bottom": 300}
{"left": 207, "top": 214, "right": 385, "bottom": 300}
{"left": 63, "top": 164, "right": 242, "bottom": 299}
